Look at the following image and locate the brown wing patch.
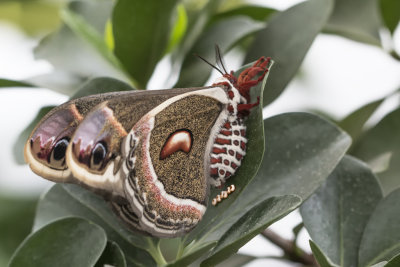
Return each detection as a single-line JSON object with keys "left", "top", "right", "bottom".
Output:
{"left": 149, "top": 95, "right": 223, "bottom": 204}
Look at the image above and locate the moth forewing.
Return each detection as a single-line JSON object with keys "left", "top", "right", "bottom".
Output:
{"left": 24, "top": 92, "right": 132, "bottom": 183}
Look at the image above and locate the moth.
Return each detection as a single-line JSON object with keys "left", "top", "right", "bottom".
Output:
{"left": 25, "top": 47, "right": 271, "bottom": 237}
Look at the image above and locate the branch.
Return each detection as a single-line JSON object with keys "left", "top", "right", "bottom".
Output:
{"left": 261, "top": 229, "right": 318, "bottom": 267}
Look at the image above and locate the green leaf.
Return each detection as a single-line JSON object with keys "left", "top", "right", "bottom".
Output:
{"left": 325, "top": 0, "right": 382, "bottom": 45}
{"left": 112, "top": 0, "right": 179, "bottom": 88}
{"left": 292, "top": 222, "right": 304, "bottom": 245}
{"left": 191, "top": 110, "right": 348, "bottom": 264}
{"left": 175, "top": 16, "right": 265, "bottom": 88}
{"left": 71, "top": 77, "right": 135, "bottom": 99}
{"left": 245, "top": 0, "right": 333, "bottom": 106}
{"left": 198, "top": 111, "right": 350, "bottom": 264}
{"left": 210, "top": 5, "right": 276, "bottom": 24}
{"left": 352, "top": 107, "right": 400, "bottom": 195}
{"left": 9, "top": 217, "right": 107, "bottom": 267}
{"left": 385, "top": 253, "right": 400, "bottom": 267}
{"left": 168, "top": 241, "right": 217, "bottom": 267}
{"left": 300, "top": 156, "right": 383, "bottom": 267}
{"left": 309, "top": 240, "right": 340, "bottom": 267}
{"left": 13, "top": 106, "right": 55, "bottom": 164}
{"left": 359, "top": 189, "right": 400, "bottom": 266}
{"left": 338, "top": 98, "right": 384, "bottom": 143}
{"left": 0, "top": 78, "right": 35, "bottom": 88}
{"left": 33, "top": 184, "right": 156, "bottom": 266}
{"left": 245, "top": 112, "right": 351, "bottom": 203}
{"left": 380, "top": 0, "right": 400, "bottom": 34}
{"left": 185, "top": 110, "right": 350, "bottom": 264}
{"left": 0, "top": 196, "right": 37, "bottom": 266}
{"left": 201, "top": 195, "right": 301, "bottom": 266}
{"left": 169, "top": 0, "right": 221, "bottom": 82}
{"left": 165, "top": 4, "right": 188, "bottom": 53}
{"left": 215, "top": 253, "right": 256, "bottom": 267}
{"left": 95, "top": 241, "right": 126, "bottom": 267}
{"left": 372, "top": 262, "right": 389, "bottom": 267}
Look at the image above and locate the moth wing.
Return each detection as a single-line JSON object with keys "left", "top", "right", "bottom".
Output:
{"left": 24, "top": 92, "right": 126, "bottom": 182}
{"left": 119, "top": 87, "right": 229, "bottom": 237}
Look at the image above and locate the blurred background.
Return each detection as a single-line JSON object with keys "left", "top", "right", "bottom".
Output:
{"left": 0, "top": 0, "right": 399, "bottom": 266}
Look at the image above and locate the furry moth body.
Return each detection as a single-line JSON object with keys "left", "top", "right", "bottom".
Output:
{"left": 25, "top": 51, "right": 271, "bottom": 237}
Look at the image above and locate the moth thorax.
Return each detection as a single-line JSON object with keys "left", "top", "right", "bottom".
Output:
{"left": 209, "top": 119, "right": 247, "bottom": 187}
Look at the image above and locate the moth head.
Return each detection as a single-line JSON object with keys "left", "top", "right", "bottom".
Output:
{"left": 197, "top": 45, "right": 271, "bottom": 104}
{"left": 231, "top": 56, "right": 271, "bottom": 103}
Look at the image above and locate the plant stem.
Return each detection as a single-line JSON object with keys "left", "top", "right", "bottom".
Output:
{"left": 261, "top": 229, "right": 318, "bottom": 267}
{"left": 146, "top": 238, "right": 168, "bottom": 266}
{"left": 176, "top": 239, "right": 185, "bottom": 259}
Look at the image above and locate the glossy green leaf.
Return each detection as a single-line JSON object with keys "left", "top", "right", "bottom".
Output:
{"left": 215, "top": 253, "right": 256, "bottom": 267}
{"left": 189, "top": 111, "right": 347, "bottom": 263}
{"left": 197, "top": 112, "right": 350, "bottom": 264}
{"left": 112, "top": 0, "right": 179, "bottom": 88}
{"left": 372, "top": 262, "right": 389, "bottom": 267}
{"left": 13, "top": 106, "right": 55, "bottom": 164}
{"left": 309, "top": 240, "right": 340, "bottom": 267}
{"left": 338, "top": 98, "right": 384, "bottom": 143}
{"left": 34, "top": 184, "right": 156, "bottom": 266}
{"left": 352, "top": 107, "right": 400, "bottom": 195}
{"left": 301, "top": 156, "right": 383, "bottom": 267}
{"left": 325, "top": 0, "right": 382, "bottom": 45}
{"left": 243, "top": 112, "right": 351, "bottom": 203}
{"left": 9, "top": 217, "right": 107, "bottom": 267}
{"left": 95, "top": 241, "right": 126, "bottom": 267}
{"left": 0, "top": 79, "right": 35, "bottom": 88}
{"left": 292, "top": 222, "right": 304, "bottom": 245}
{"left": 184, "top": 110, "right": 350, "bottom": 264}
{"left": 175, "top": 16, "right": 265, "bottom": 88}
{"left": 168, "top": 241, "right": 217, "bottom": 267}
{"left": 71, "top": 77, "right": 135, "bottom": 99}
{"left": 201, "top": 195, "right": 301, "bottom": 266}
{"left": 165, "top": 4, "right": 188, "bottom": 53}
{"left": 380, "top": 0, "right": 400, "bottom": 34}
{"left": 359, "top": 189, "right": 400, "bottom": 266}
{"left": 384, "top": 253, "right": 400, "bottom": 267}
{"left": 245, "top": 0, "right": 333, "bottom": 106}
{"left": 210, "top": 5, "right": 276, "bottom": 24}
{"left": 169, "top": 0, "right": 221, "bottom": 82}
{"left": 0, "top": 196, "right": 37, "bottom": 266}
{"left": 105, "top": 19, "right": 115, "bottom": 51}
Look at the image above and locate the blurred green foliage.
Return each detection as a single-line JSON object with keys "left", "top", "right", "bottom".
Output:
{"left": 0, "top": 0, "right": 62, "bottom": 35}
{"left": 1, "top": 0, "right": 399, "bottom": 266}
